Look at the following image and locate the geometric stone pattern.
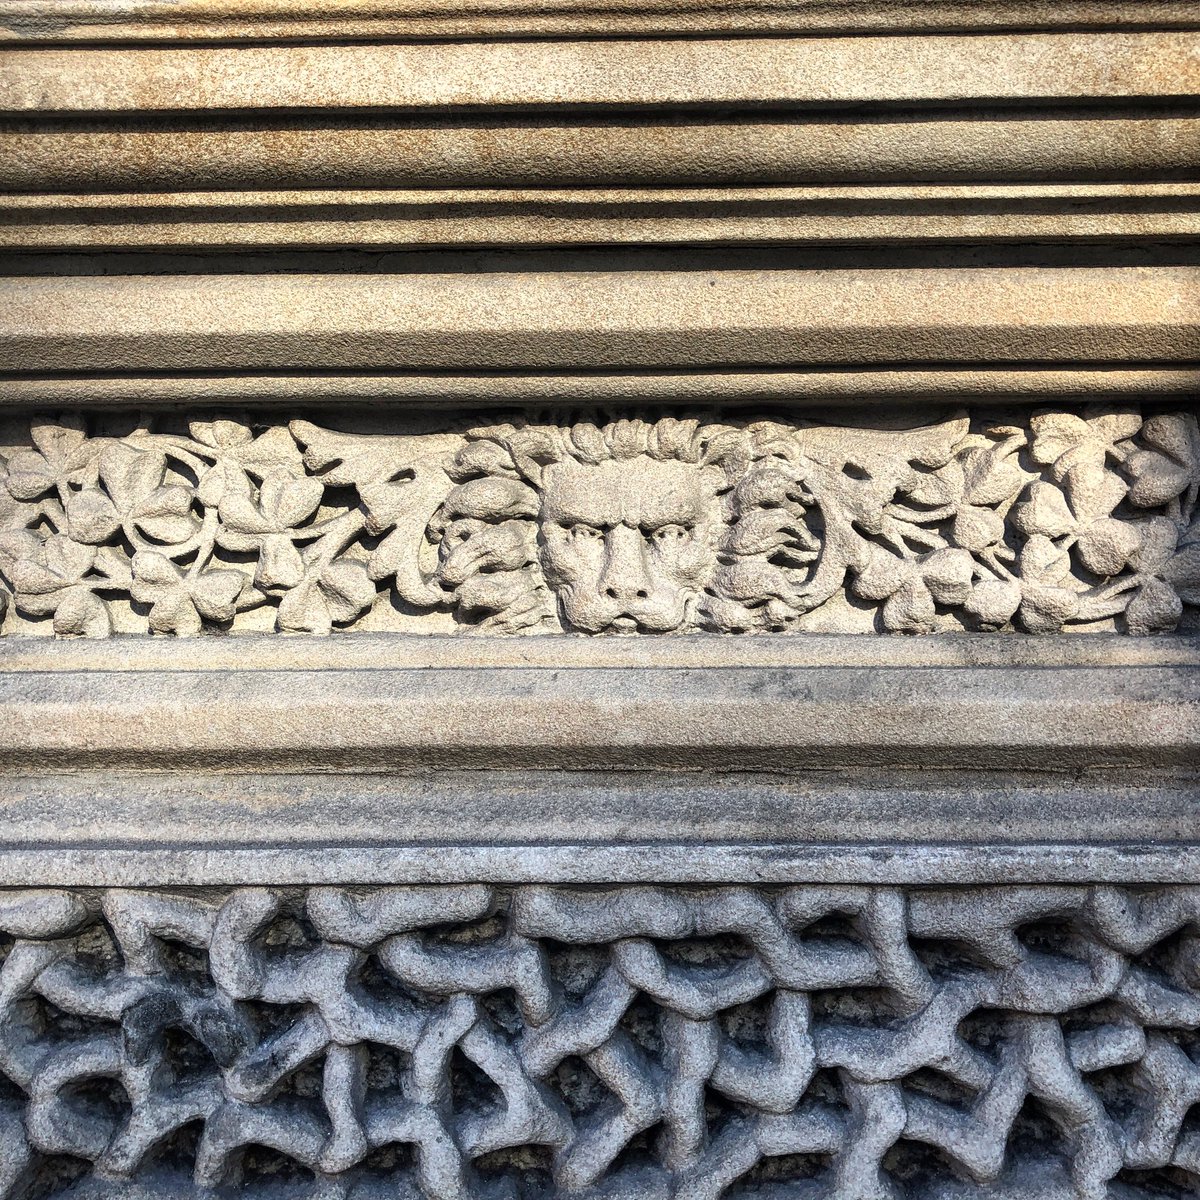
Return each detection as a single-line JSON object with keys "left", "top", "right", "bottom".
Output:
{"left": 1, "top": 406, "right": 1197, "bottom": 638}
{"left": 0, "top": 884, "right": 1197, "bottom": 1199}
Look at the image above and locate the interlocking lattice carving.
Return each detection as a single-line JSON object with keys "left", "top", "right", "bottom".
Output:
{"left": 0, "top": 407, "right": 1197, "bottom": 637}
{"left": 0, "top": 885, "right": 1196, "bottom": 1199}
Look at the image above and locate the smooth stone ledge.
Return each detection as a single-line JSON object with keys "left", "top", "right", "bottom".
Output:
{"left": 5, "top": 117, "right": 1195, "bottom": 193}
{"left": 1, "top": 645, "right": 1195, "bottom": 771}
{"left": 1, "top": 638, "right": 1193, "bottom": 882}
{"left": 3, "top": 267, "right": 1198, "bottom": 373}
{"left": 3, "top": 0, "right": 1197, "bottom": 42}
{"left": 4, "top": 34, "right": 1193, "bottom": 113}
{"left": 0, "top": 842, "right": 1194, "bottom": 888}
{"left": 0, "top": 766, "right": 1194, "bottom": 849}
{"left": 4, "top": 367, "right": 1200, "bottom": 408}
{"left": 2, "top": 632, "right": 1196, "bottom": 672}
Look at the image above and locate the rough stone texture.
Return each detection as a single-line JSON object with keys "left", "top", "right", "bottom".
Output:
{"left": 0, "top": 5, "right": 1196, "bottom": 1196}
{"left": 4, "top": 0, "right": 1199, "bottom": 40}
{"left": 0, "top": 884, "right": 1197, "bottom": 1200}
{"left": 1, "top": 408, "right": 1197, "bottom": 638}
{"left": 7, "top": 34, "right": 1194, "bottom": 111}
{"left": 7, "top": 185, "right": 1200, "bottom": 254}
{"left": 4, "top": 268, "right": 1199, "bottom": 374}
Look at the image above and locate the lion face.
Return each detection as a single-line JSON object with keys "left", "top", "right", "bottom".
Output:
{"left": 538, "top": 456, "right": 721, "bottom": 633}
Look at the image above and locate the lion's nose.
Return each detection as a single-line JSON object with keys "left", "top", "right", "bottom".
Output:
{"left": 598, "top": 525, "right": 653, "bottom": 605}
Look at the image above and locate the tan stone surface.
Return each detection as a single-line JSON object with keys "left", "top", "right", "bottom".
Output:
{"left": 4, "top": 367, "right": 1200, "bottom": 409}
{"left": 6, "top": 183, "right": 1199, "bottom": 251}
{"left": 4, "top": 267, "right": 1197, "bottom": 372}
{"left": 3, "top": 0, "right": 1198, "bottom": 41}
{"left": 6, "top": 116, "right": 1196, "bottom": 193}
{"left": 5, "top": 33, "right": 1194, "bottom": 111}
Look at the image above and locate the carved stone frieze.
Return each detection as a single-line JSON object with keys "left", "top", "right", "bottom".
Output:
{"left": 0, "top": 884, "right": 1195, "bottom": 1199}
{"left": 0, "top": 407, "right": 1197, "bottom": 637}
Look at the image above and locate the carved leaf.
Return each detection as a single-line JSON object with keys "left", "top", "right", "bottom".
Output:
{"left": 131, "top": 550, "right": 245, "bottom": 635}
{"left": 881, "top": 576, "right": 936, "bottom": 633}
{"left": 276, "top": 559, "right": 377, "bottom": 634}
{"left": 1124, "top": 576, "right": 1183, "bottom": 635}
{"left": 963, "top": 579, "right": 1022, "bottom": 628}
{"left": 1012, "top": 483, "right": 1075, "bottom": 539}
{"left": 1162, "top": 543, "right": 1200, "bottom": 606}
{"left": 1075, "top": 518, "right": 1141, "bottom": 577}
{"left": 921, "top": 548, "right": 974, "bottom": 607}
{"left": 951, "top": 505, "right": 1005, "bottom": 552}
{"left": 4, "top": 417, "right": 96, "bottom": 499}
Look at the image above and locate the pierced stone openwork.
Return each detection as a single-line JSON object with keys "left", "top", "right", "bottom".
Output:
{"left": 0, "top": 884, "right": 1195, "bottom": 1200}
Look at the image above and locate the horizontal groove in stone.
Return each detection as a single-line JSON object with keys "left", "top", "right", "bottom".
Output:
{"left": 1, "top": 660, "right": 1194, "bottom": 771}
{"left": 6, "top": 183, "right": 1198, "bottom": 251}
{"left": 2, "top": 0, "right": 1198, "bottom": 42}
{"left": 2, "top": 34, "right": 1194, "bottom": 113}
{"left": 2, "top": 633, "right": 1195, "bottom": 672}
{"left": 3, "top": 267, "right": 1196, "bottom": 373}
{"left": 3, "top": 768, "right": 1193, "bottom": 846}
{"left": 0, "top": 842, "right": 1192, "bottom": 886}
{"left": 3, "top": 367, "right": 1200, "bottom": 407}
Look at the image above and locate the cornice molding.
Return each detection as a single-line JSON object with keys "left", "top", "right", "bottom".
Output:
{"left": 3, "top": 0, "right": 1199, "bottom": 42}
{"left": 6, "top": 184, "right": 1199, "bottom": 253}
{"left": 5, "top": 33, "right": 1194, "bottom": 111}
{"left": 4, "top": 267, "right": 1197, "bottom": 373}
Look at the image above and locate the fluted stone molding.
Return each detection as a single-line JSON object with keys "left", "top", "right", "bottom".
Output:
{"left": 0, "top": 4, "right": 1197, "bottom": 1199}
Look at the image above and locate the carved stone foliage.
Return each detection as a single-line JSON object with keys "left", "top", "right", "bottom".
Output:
{"left": 0, "top": 884, "right": 1195, "bottom": 1199}
{"left": 0, "top": 407, "right": 1197, "bottom": 636}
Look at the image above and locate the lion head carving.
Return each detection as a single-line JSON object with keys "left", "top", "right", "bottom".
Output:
{"left": 426, "top": 417, "right": 821, "bottom": 633}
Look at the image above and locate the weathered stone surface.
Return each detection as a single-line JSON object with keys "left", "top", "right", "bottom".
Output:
{"left": 0, "top": 5, "right": 1195, "bottom": 1195}
{"left": 7, "top": 184, "right": 1200, "bottom": 253}
{"left": 4, "top": 268, "right": 1198, "bottom": 375}
{"left": 4, "top": 0, "right": 1198, "bottom": 40}
{"left": 0, "top": 883, "right": 1196, "bottom": 1200}
{"left": 2, "top": 408, "right": 1196, "bottom": 638}
{"left": 4, "top": 368, "right": 1199, "bottom": 410}
{"left": 7, "top": 34, "right": 1194, "bottom": 111}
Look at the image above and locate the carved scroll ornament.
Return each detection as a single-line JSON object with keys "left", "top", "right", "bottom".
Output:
{"left": 0, "top": 407, "right": 1196, "bottom": 637}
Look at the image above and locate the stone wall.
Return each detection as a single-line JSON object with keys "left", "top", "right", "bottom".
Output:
{"left": 0, "top": 4, "right": 1197, "bottom": 1198}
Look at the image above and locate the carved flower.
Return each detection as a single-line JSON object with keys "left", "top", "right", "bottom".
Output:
{"left": 1121, "top": 517, "right": 1200, "bottom": 635}
{"left": 1124, "top": 413, "right": 1200, "bottom": 509}
{"left": 130, "top": 551, "right": 248, "bottom": 636}
{"left": 2, "top": 532, "right": 118, "bottom": 637}
{"left": 65, "top": 445, "right": 198, "bottom": 547}
{"left": 4, "top": 418, "right": 99, "bottom": 500}
{"left": 275, "top": 558, "right": 377, "bottom": 634}
{"left": 217, "top": 470, "right": 325, "bottom": 590}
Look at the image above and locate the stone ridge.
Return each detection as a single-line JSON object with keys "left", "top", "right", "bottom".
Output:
{"left": 0, "top": 407, "right": 1196, "bottom": 638}
{"left": 3, "top": 0, "right": 1198, "bottom": 42}
{"left": 0, "top": 883, "right": 1195, "bottom": 1200}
